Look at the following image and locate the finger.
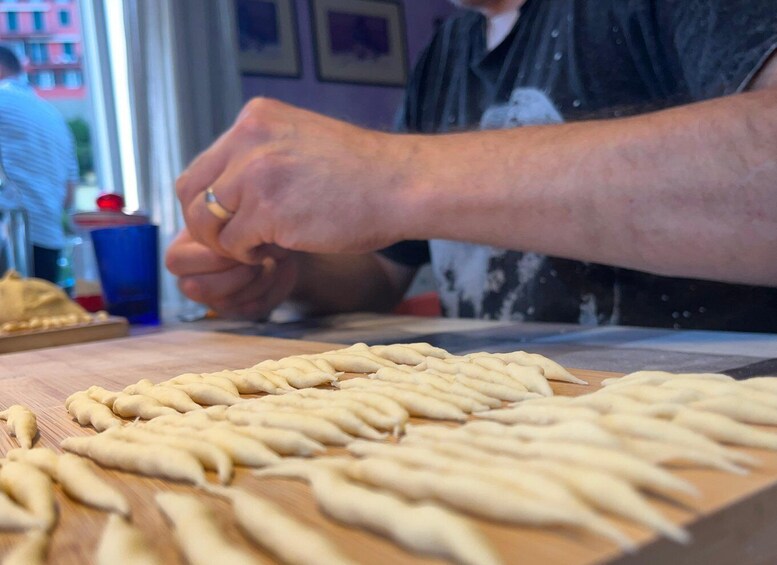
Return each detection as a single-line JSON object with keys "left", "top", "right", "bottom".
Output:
{"left": 182, "top": 181, "right": 237, "bottom": 258}
{"left": 214, "top": 256, "right": 298, "bottom": 320}
{"left": 165, "top": 229, "right": 238, "bottom": 276}
{"left": 177, "top": 262, "right": 264, "bottom": 305}
{"left": 175, "top": 128, "right": 235, "bottom": 208}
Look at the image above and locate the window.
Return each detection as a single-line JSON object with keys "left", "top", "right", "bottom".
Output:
{"left": 33, "top": 12, "right": 45, "bottom": 32}
{"left": 32, "top": 70, "right": 55, "bottom": 89}
{"left": 59, "top": 10, "right": 70, "bottom": 27}
{"left": 62, "top": 42, "right": 74, "bottom": 60}
{"left": 6, "top": 12, "right": 17, "bottom": 32}
{"left": 62, "top": 69, "right": 82, "bottom": 88}
{"left": 28, "top": 42, "right": 48, "bottom": 63}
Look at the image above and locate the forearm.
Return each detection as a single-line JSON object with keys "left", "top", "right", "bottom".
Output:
{"left": 290, "top": 253, "right": 411, "bottom": 315}
{"left": 399, "top": 88, "right": 777, "bottom": 286}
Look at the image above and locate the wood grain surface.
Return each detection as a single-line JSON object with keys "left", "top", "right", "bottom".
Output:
{"left": 0, "top": 330, "right": 776, "bottom": 564}
{"left": 0, "top": 316, "right": 128, "bottom": 354}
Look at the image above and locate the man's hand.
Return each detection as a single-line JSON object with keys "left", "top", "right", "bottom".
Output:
{"left": 175, "top": 98, "right": 419, "bottom": 264}
{"left": 165, "top": 229, "right": 299, "bottom": 320}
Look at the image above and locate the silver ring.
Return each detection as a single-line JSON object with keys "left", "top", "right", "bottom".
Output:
{"left": 204, "top": 187, "right": 235, "bottom": 221}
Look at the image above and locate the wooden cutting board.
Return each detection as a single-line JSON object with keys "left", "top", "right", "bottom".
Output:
{"left": 0, "top": 316, "right": 129, "bottom": 354}
{"left": 1, "top": 330, "right": 776, "bottom": 565}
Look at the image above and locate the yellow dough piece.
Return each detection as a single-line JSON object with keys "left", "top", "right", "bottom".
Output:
{"left": 57, "top": 453, "right": 131, "bottom": 515}
{"left": 109, "top": 426, "right": 234, "bottom": 484}
{"left": 255, "top": 463, "right": 502, "bottom": 565}
{"left": 0, "top": 489, "right": 43, "bottom": 530}
{"left": 96, "top": 514, "right": 162, "bottom": 565}
{"left": 111, "top": 393, "right": 179, "bottom": 420}
{"left": 156, "top": 492, "right": 260, "bottom": 565}
{"left": 0, "top": 461, "right": 57, "bottom": 531}
{"left": 1, "top": 530, "right": 49, "bottom": 565}
{"left": 0, "top": 405, "right": 38, "bottom": 449}
{"left": 123, "top": 380, "right": 201, "bottom": 413}
{"left": 220, "top": 487, "right": 359, "bottom": 565}
{"left": 61, "top": 435, "right": 206, "bottom": 485}
{"left": 65, "top": 392, "right": 123, "bottom": 432}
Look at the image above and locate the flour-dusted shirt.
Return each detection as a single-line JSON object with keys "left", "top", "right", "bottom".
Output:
{"left": 0, "top": 76, "right": 78, "bottom": 249}
{"left": 382, "top": 0, "right": 777, "bottom": 333}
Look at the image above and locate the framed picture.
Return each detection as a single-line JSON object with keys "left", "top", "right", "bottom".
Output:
{"left": 236, "top": 0, "right": 301, "bottom": 78}
{"left": 309, "top": 0, "right": 408, "bottom": 86}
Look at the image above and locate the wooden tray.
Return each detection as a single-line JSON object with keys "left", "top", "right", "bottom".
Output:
{"left": 1, "top": 330, "right": 776, "bottom": 564}
{"left": 0, "top": 317, "right": 129, "bottom": 354}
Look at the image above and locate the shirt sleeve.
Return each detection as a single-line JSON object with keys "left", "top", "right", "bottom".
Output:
{"left": 656, "top": 0, "right": 777, "bottom": 99}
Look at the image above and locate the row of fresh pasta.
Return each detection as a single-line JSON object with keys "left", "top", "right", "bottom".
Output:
{"left": 2, "top": 343, "right": 777, "bottom": 564}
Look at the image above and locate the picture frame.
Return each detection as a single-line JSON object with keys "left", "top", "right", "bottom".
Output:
{"left": 236, "top": 0, "right": 301, "bottom": 78}
{"left": 309, "top": 0, "right": 408, "bottom": 86}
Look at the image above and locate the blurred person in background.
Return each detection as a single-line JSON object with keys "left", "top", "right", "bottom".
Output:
{"left": 0, "top": 45, "right": 79, "bottom": 283}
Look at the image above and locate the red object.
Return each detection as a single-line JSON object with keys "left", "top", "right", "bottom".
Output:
{"left": 392, "top": 291, "right": 442, "bottom": 317}
{"left": 75, "top": 294, "right": 104, "bottom": 313}
{"left": 96, "top": 193, "right": 125, "bottom": 212}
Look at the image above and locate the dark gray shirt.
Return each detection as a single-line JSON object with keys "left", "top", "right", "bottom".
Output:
{"left": 381, "top": 0, "right": 777, "bottom": 332}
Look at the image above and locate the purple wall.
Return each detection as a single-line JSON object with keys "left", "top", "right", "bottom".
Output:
{"left": 240, "top": 0, "right": 456, "bottom": 130}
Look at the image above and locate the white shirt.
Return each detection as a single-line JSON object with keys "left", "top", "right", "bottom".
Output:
{"left": 486, "top": 9, "right": 520, "bottom": 51}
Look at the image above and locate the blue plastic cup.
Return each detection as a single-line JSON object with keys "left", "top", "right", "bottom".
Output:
{"left": 90, "top": 224, "right": 160, "bottom": 325}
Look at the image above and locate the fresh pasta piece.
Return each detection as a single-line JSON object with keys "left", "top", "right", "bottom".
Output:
{"left": 346, "top": 440, "right": 598, "bottom": 514}
{"left": 108, "top": 426, "right": 234, "bottom": 484}
{"left": 2, "top": 530, "right": 48, "bottom": 565}
{"left": 741, "top": 376, "right": 777, "bottom": 395}
{"left": 169, "top": 383, "right": 241, "bottom": 406}
{"left": 61, "top": 435, "right": 206, "bottom": 485}
{"left": 604, "top": 384, "right": 702, "bottom": 405}
{"left": 336, "top": 378, "right": 467, "bottom": 421}
{"left": 621, "top": 437, "right": 748, "bottom": 475}
{"left": 65, "top": 392, "right": 123, "bottom": 432}
{"left": 371, "top": 368, "right": 501, "bottom": 409}
{"left": 458, "top": 420, "right": 622, "bottom": 449}
{"left": 218, "top": 369, "right": 283, "bottom": 394}
{"left": 221, "top": 487, "right": 359, "bottom": 565}
{"left": 263, "top": 356, "right": 325, "bottom": 374}
{"left": 369, "top": 344, "right": 427, "bottom": 366}
{"left": 156, "top": 492, "right": 260, "bottom": 565}
{"left": 569, "top": 393, "right": 647, "bottom": 414}
{"left": 0, "top": 461, "right": 57, "bottom": 531}
{"left": 672, "top": 409, "right": 777, "bottom": 450}
{"left": 525, "top": 460, "right": 690, "bottom": 544}
{"left": 111, "top": 393, "right": 179, "bottom": 420}
{"left": 598, "top": 413, "right": 760, "bottom": 467}
{"left": 0, "top": 405, "right": 37, "bottom": 449}
{"left": 86, "top": 385, "right": 120, "bottom": 407}
{"left": 234, "top": 402, "right": 385, "bottom": 441}
{"left": 258, "top": 391, "right": 401, "bottom": 431}
{"left": 384, "top": 381, "right": 489, "bottom": 414}
{"left": 346, "top": 458, "right": 634, "bottom": 551}
{"left": 6, "top": 447, "right": 58, "bottom": 478}
{"left": 404, "top": 433, "right": 697, "bottom": 501}
{"left": 123, "top": 380, "right": 201, "bottom": 413}
{"left": 166, "top": 373, "right": 239, "bottom": 395}
{"left": 225, "top": 410, "right": 353, "bottom": 446}
{"left": 332, "top": 390, "right": 410, "bottom": 424}
{"left": 312, "top": 353, "right": 389, "bottom": 374}
{"left": 400, "top": 342, "right": 451, "bottom": 359}
{"left": 255, "top": 464, "right": 502, "bottom": 565}
{"left": 225, "top": 424, "right": 326, "bottom": 457}
{"left": 96, "top": 514, "right": 162, "bottom": 565}
{"left": 475, "top": 405, "right": 599, "bottom": 425}
{"left": 144, "top": 424, "right": 280, "bottom": 468}
{"left": 0, "top": 490, "right": 43, "bottom": 530}
{"left": 481, "top": 351, "right": 585, "bottom": 384}
{"left": 56, "top": 453, "right": 131, "bottom": 515}
{"left": 426, "top": 357, "right": 530, "bottom": 389}
{"left": 605, "top": 371, "right": 735, "bottom": 386}
{"left": 504, "top": 364, "right": 554, "bottom": 397}
{"left": 245, "top": 368, "right": 295, "bottom": 391}
{"left": 689, "top": 396, "right": 777, "bottom": 426}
